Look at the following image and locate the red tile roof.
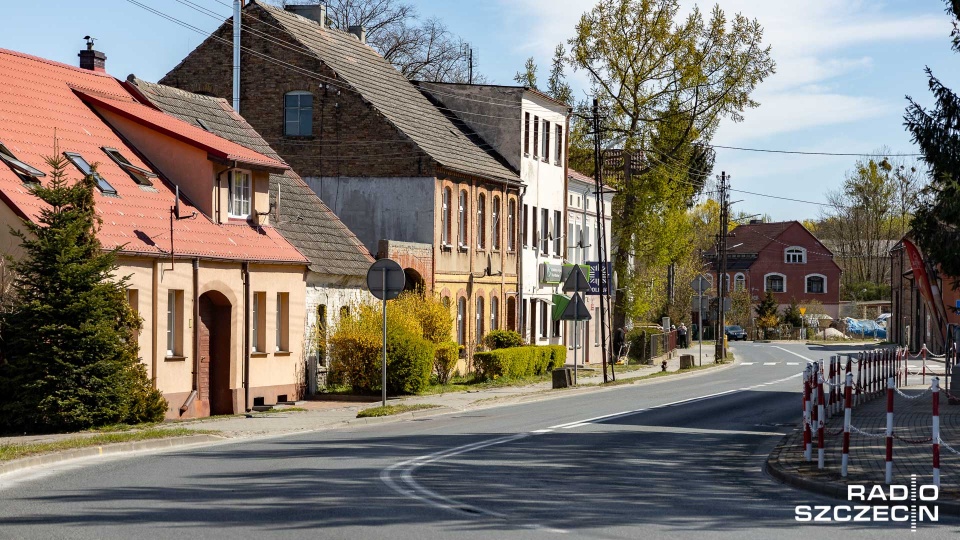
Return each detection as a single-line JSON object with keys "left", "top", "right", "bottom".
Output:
{"left": 0, "top": 48, "right": 307, "bottom": 264}
{"left": 568, "top": 169, "right": 594, "bottom": 184}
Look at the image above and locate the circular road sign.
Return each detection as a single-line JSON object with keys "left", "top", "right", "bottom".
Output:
{"left": 366, "top": 259, "right": 406, "bottom": 300}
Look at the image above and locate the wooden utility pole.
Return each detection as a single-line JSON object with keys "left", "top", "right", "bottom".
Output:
{"left": 715, "top": 172, "right": 729, "bottom": 362}
{"left": 592, "top": 98, "right": 612, "bottom": 383}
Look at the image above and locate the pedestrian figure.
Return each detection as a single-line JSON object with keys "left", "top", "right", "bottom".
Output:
{"left": 678, "top": 323, "right": 688, "bottom": 348}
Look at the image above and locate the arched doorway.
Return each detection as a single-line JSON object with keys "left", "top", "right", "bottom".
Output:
{"left": 199, "top": 291, "right": 233, "bottom": 416}
{"left": 404, "top": 268, "right": 425, "bottom": 293}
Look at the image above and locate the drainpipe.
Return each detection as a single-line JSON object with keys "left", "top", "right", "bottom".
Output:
{"left": 193, "top": 258, "right": 200, "bottom": 395}
{"left": 243, "top": 261, "right": 251, "bottom": 412}
{"left": 151, "top": 258, "right": 159, "bottom": 389}
{"left": 518, "top": 184, "right": 527, "bottom": 340}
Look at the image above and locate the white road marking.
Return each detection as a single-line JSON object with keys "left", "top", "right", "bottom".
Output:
{"left": 787, "top": 362, "right": 800, "bottom": 366}
{"left": 740, "top": 362, "right": 755, "bottom": 366}
{"left": 772, "top": 346, "right": 817, "bottom": 363}
{"left": 763, "top": 362, "right": 778, "bottom": 366}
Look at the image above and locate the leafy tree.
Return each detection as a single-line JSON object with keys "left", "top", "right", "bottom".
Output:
{"left": 905, "top": 0, "right": 960, "bottom": 287}
{"left": 728, "top": 287, "right": 752, "bottom": 327}
{"left": 0, "top": 155, "right": 166, "bottom": 433}
{"left": 568, "top": 0, "right": 774, "bottom": 325}
{"left": 781, "top": 298, "right": 803, "bottom": 328}
{"left": 546, "top": 45, "right": 573, "bottom": 105}
{"left": 513, "top": 57, "right": 538, "bottom": 88}
{"left": 755, "top": 291, "right": 779, "bottom": 333}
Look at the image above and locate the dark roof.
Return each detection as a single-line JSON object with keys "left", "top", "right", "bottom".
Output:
{"left": 411, "top": 80, "right": 572, "bottom": 110}
{"left": 127, "top": 76, "right": 374, "bottom": 276}
{"left": 727, "top": 222, "right": 792, "bottom": 256}
{"left": 251, "top": 1, "right": 519, "bottom": 184}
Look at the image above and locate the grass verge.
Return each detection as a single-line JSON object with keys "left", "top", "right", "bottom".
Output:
{"left": 0, "top": 427, "right": 219, "bottom": 462}
{"left": 356, "top": 404, "right": 442, "bottom": 418}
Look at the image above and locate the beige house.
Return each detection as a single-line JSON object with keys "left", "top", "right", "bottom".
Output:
{"left": 0, "top": 47, "right": 310, "bottom": 418}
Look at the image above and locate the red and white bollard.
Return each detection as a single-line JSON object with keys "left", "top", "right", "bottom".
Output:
{"left": 818, "top": 361, "right": 826, "bottom": 470}
{"left": 885, "top": 376, "right": 895, "bottom": 484}
{"left": 803, "top": 363, "right": 812, "bottom": 461}
{"left": 842, "top": 372, "right": 853, "bottom": 477}
{"left": 933, "top": 377, "right": 941, "bottom": 487}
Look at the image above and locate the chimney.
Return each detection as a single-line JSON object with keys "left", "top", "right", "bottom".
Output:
{"left": 284, "top": 3, "right": 326, "bottom": 28}
{"left": 78, "top": 36, "right": 106, "bottom": 72}
{"left": 348, "top": 25, "right": 367, "bottom": 44}
{"left": 749, "top": 219, "right": 762, "bottom": 224}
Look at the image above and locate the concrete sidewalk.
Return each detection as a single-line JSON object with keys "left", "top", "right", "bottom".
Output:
{"left": 0, "top": 345, "right": 724, "bottom": 450}
{"left": 767, "top": 378, "right": 960, "bottom": 513}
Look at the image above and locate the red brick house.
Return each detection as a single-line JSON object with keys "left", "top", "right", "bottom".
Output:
{"left": 708, "top": 221, "right": 842, "bottom": 318}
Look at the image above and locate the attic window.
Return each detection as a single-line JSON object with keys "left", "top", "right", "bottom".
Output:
{"left": 195, "top": 118, "right": 212, "bottom": 132}
{"left": 102, "top": 148, "right": 155, "bottom": 186}
{"left": 63, "top": 152, "right": 117, "bottom": 196}
{"left": 0, "top": 143, "right": 45, "bottom": 185}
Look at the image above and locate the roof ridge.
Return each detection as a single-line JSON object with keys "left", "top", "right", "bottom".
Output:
{"left": 0, "top": 47, "right": 115, "bottom": 78}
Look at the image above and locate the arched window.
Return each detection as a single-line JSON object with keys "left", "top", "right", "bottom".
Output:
{"left": 717, "top": 273, "right": 730, "bottom": 293}
{"left": 441, "top": 187, "right": 451, "bottom": 246}
{"left": 477, "top": 193, "right": 486, "bottom": 249}
{"left": 458, "top": 190, "right": 468, "bottom": 249}
{"left": 457, "top": 297, "right": 466, "bottom": 346}
{"left": 476, "top": 296, "right": 485, "bottom": 343}
{"left": 734, "top": 273, "right": 745, "bottom": 291}
{"left": 492, "top": 196, "right": 501, "bottom": 250}
{"left": 506, "top": 296, "right": 516, "bottom": 331}
{"left": 284, "top": 91, "right": 313, "bottom": 136}
{"left": 507, "top": 199, "right": 516, "bottom": 251}
{"left": 806, "top": 274, "right": 826, "bottom": 294}
{"left": 785, "top": 246, "right": 807, "bottom": 264}
{"left": 491, "top": 296, "right": 499, "bottom": 330}
{"left": 764, "top": 273, "right": 786, "bottom": 293}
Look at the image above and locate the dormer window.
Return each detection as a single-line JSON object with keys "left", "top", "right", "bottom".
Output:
{"left": 785, "top": 246, "right": 806, "bottom": 264}
{"left": 0, "top": 142, "right": 45, "bottom": 185}
{"left": 228, "top": 169, "right": 251, "bottom": 218}
{"left": 63, "top": 152, "right": 117, "bottom": 195}
{"left": 102, "top": 147, "right": 155, "bottom": 186}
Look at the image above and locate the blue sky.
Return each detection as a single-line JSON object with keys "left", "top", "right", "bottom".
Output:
{"left": 2, "top": 0, "right": 956, "bottom": 221}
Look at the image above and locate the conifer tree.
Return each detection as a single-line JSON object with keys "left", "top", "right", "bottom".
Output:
{"left": 754, "top": 291, "right": 780, "bottom": 333}
{"left": 0, "top": 154, "right": 166, "bottom": 432}
{"left": 905, "top": 0, "right": 960, "bottom": 286}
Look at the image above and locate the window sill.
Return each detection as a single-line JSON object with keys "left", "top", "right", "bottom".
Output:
{"left": 283, "top": 135, "right": 315, "bottom": 141}
{"left": 164, "top": 355, "right": 187, "bottom": 362}
{"left": 274, "top": 350, "right": 292, "bottom": 356}
{"left": 440, "top": 243, "right": 453, "bottom": 252}
{"left": 250, "top": 351, "right": 269, "bottom": 358}
{"left": 457, "top": 245, "right": 469, "bottom": 253}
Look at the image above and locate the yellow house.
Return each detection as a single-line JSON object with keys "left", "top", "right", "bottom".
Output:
{"left": 0, "top": 47, "right": 310, "bottom": 419}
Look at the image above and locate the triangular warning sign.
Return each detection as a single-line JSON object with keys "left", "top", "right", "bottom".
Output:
{"left": 562, "top": 265, "right": 590, "bottom": 293}
{"left": 560, "top": 293, "right": 592, "bottom": 321}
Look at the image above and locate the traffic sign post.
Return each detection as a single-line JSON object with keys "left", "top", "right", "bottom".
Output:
{"left": 366, "top": 259, "right": 406, "bottom": 408}
{"left": 691, "top": 275, "right": 710, "bottom": 367}
{"left": 799, "top": 306, "right": 807, "bottom": 340}
{"left": 562, "top": 266, "right": 592, "bottom": 384}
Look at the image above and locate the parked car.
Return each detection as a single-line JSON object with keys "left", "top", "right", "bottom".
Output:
{"left": 725, "top": 325, "right": 748, "bottom": 341}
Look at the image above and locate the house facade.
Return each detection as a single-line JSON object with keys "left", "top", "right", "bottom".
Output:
{"left": 889, "top": 237, "right": 960, "bottom": 353}
{"left": 415, "top": 82, "right": 571, "bottom": 346}
{"left": 708, "top": 221, "right": 842, "bottom": 319}
{"left": 0, "top": 47, "right": 310, "bottom": 419}
{"left": 125, "top": 77, "right": 375, "bottom": 393}
{"left": 159, "top": 1, "right": 521, "bottom": 367}
{"left": 564, "top": 169, "right": 614, "bottom": 363}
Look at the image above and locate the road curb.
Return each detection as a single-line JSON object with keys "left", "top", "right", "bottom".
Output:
{"left": 765, "top": 431, "right": 960, "bottom": 517}
{"left": 0, "top": 434, "right": 226, "bottom": 478}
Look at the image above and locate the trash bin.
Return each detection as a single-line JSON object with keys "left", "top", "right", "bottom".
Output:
{"left": 552, "top": 367, "right": 573, "bottom": 388}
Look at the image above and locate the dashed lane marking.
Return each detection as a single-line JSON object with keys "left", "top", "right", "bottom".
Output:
{"left": 763, "top": 362, "right": 778, "bottom": 366}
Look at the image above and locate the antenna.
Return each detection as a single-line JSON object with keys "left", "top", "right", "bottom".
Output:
{"left": 174, "top": 185, "right": 181, "bottom": 219}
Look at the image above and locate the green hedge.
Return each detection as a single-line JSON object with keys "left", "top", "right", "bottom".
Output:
{"left": 483, "top": 329, "right": 524, "bottom": 350}
{"left": 474, "top": 345, "right": 567, "bottom": 380}
{"left": 385, "top": 329, "right": 435, "bottom": 395}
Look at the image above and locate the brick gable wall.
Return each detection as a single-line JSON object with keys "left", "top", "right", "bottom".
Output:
{"left": 159, "top": 6, "right": 433, "bottom": 179}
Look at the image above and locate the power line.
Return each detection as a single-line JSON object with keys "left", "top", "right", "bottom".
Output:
{"left": 728, "top": 188, "right": 831, "bottom": 207}
{"left": 712, "top": 145, "right": 923, "bottom": 158}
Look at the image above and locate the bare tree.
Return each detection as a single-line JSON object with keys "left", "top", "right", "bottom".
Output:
{"left": 279, "top": 0, "right": 478, "bottom": 82}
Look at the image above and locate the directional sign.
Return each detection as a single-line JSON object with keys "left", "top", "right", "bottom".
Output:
{"left": 559, "top": 293, "right": 592, "bottom": 321}
{"left": 366, "top": 259, "right": 405, "bottom": 300}
{"left": 563, "top": 265, "right": 591, "bottom": 293}
{"left": 690, "top": 275, "right": 710, "bottom": 294}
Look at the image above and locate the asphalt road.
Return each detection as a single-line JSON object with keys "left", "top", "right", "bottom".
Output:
{"left": 0, "top": 342, "right": 956, "bottom": 539}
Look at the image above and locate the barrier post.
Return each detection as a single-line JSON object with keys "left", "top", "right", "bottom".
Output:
{"left": 933, "top": 377, "right": 941, "bottom": 487}
{"left": 803, "top": 364, "right": 812, "bottom": 461}
{"left": 841, "top": 372, "right": 853, "bottom": 477}
{"left": 827, "top": 358, "right": 835, "bottom": 418}
{"left": 855, "top": 353, "right": 862, "bottom": 405}
{"left": 922, "top": 344, "right": 927, "bottom": 386}
{"left": 885, "top": 376, "right": 895, "bottom": 484}
{"left": 818, "top": 361, "right": 826, "bottom": 470}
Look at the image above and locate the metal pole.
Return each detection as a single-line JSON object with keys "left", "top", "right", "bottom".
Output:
{"left": 592, "top": 98, "right": 610, "bottom": 383}
{"left": 698, "top": 292, "right": 703, "bottom": 367}
{"left": 382, "top": 268, "right": 387, "bottom": 408}
{"left": 233, "top": 0, "right": 241, "bottom": 113}
{"left": 574, "top": 307, "right": 579, "bottom": 385}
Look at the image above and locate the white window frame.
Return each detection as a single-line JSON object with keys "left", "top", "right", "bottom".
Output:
{"left": 491, "top": 296, "right": 499, "bottom": 330}
{"left": 477, "top": 193, "right": 486, "bottom": 250}
{"left": 228, "top": 169, "right": 252, "bottom": 218}
{"left": 457, "top": 297, "right": 466, "bottom": 346}
{"left": 805, "top": 273, "right": 827, "bottom": 294}
{"left": 441, "top": 187, "right": 450, "bottom": 246}
{"left": 476, "top": 296, "right": 485, "bottom": 344}
{"left": 734, "top": 273, "right": 746, "bottom": 291}
{"left": 166, "top": 290, "right": 177, "bottom": 357}
{"left": 458, "top": 190, "right": 468, "bottom": 250}
{"left": 492, "top": 196, "right": 501, "bottom": 251}
{"left": 508, "top": 199, "right": 516, "bottom": 252}
{"left": 764, "top": 272, "right": 787, "bottom": 293}
{"left": 784, "top": 246, "right": 807, "bottom": 264}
